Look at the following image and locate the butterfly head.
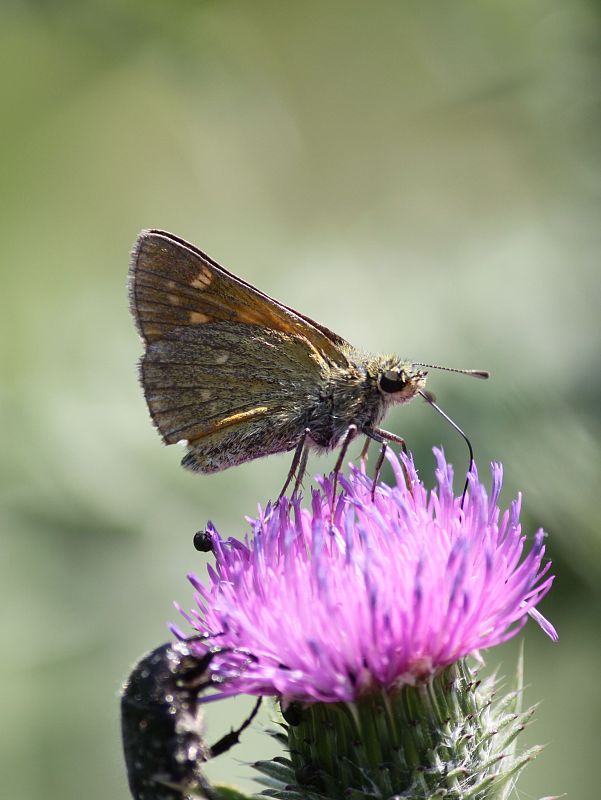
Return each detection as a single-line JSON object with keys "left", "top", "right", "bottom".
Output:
{"left": 373, "top": 357, "right": 427, "bottom": 405}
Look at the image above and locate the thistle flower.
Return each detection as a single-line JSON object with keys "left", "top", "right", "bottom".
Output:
{"left": 175, "top": 450, "right": 557, "bottom": 799}
{"left": 177, "top": 450, "right": 555, "bottom": 700}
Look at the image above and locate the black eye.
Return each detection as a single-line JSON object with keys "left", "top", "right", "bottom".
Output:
{"left": 379, "top": 370, "right": 405, "bottom": 394}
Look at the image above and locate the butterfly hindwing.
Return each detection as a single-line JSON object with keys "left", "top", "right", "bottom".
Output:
{"left": 140, "top": 323, "right": 324, "bottom": 471}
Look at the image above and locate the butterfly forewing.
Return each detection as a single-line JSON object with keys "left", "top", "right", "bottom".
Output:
{"left": 129, "top": 230, "right": 350, "bottom": 366}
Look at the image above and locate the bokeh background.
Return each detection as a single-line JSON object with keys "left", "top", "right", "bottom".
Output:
{"left": 2, "top": 1, "right": 599, "bottom": 798}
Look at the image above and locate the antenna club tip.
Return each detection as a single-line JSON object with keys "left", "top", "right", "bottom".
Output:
{"left": 471, "top": 370, "right": 490, "bottom": 379}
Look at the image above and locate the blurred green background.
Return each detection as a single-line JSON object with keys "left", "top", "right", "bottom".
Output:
{"left": 1, "top": 1, "right": 599, "bottom": 798}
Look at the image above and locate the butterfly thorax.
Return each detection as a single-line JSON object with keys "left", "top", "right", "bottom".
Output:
{"left": 305, "top": 351, "right": 426, "bottom": 449}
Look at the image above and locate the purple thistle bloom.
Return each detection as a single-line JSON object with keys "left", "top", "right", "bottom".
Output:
{"left": 176, "top": 449, "right": 556, "bottom": 705}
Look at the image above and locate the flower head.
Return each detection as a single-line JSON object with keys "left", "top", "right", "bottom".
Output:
{"left": 176, "top": 450, "right": 556, "bottom": 704}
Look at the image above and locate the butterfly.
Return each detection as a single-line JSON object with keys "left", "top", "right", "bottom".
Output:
{"left": 129, "top": 230, "right": 487, "bottom": 501}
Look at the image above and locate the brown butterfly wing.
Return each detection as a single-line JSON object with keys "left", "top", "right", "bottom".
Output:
{"left": 141, "top": 323, "right": 325, "bottom": 472}
{"left": 140, "top": 323, "right": 314, "bottom": 441}
{"left": 129, "top": 230, "right": 351, "bottom": 472}
{"left": 129, "top": 229, "right": 350, "bottom": 366}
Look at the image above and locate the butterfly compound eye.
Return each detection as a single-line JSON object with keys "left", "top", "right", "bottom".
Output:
{"left": 378, "top": 370, "right": 406, "bottom": 394}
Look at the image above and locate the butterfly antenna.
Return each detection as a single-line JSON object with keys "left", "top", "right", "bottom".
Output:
{"left": 418, "top": 389, "right": 474, "bottom": 507}
{"left": 414, "top": 363, "right": 489, "bottom": 379}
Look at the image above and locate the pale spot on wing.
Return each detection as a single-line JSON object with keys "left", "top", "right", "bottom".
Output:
{"left": 200, "top": 389, "right": 212, "bottom": 401}
{"left": 167, "top": 294, "right": 180, "bottom": 305}
{"left": 144, "top": 324, "right": 162, "bottom": 336}
{"left": 189, "top": 311, "right": 210, "bottom": 323}
{"left": 214, "top": 352, "right": 229, "bottom": 364}
{"left": 190, "top": 266, "right": 213, "bottom": 289}
{"left": 167, "top": 280, "right": 177, "bottom": 290}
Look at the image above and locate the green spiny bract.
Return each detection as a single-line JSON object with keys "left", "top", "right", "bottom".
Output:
{"left": 254, "top": 657, "right": 540, "bottom": 800}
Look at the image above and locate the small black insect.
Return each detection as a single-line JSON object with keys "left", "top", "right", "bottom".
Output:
{"left": 193, "top": 529, "right": 214, "bottom": 553}
{"left": 121, "top": 640, "right": 261, "bottom": 800}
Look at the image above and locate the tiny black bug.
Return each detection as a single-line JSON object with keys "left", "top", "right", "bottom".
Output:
{"left": 193, "top": 529, "right": 214, "bottom": 553}
{"left": 121, "top": 639, "right": 261, "bottom": 799}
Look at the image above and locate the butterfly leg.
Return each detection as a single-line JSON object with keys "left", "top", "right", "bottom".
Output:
{"left": 369, "top": 426, "right": 408, "bottom": 454}
{"left": 371, "top": 442, "right": 388, "bottom": 500}
{"left": 359, "top": 437, "right": 371, "bottom": 462}
{"left": 330, "top": 424, "right": 358, "bottom": 522}
{"left": 291, "top": 444, "right": 310, "bottom": 499}
{"left": 363, "top": 429, "right": 389, "bottom": 500}
{"left": 278, "top": 428, "right": 311, "bottom": 500}
{"left": 365, "top": 426, "right": 412, "bottom": 496}
{"left": 209, "top": 696, "right": 263, "bottom": 758}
